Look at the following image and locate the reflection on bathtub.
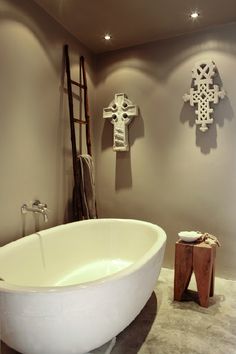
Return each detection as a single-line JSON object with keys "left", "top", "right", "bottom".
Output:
{"left": 55, "top": 258, "right": 132, "bottom": 286}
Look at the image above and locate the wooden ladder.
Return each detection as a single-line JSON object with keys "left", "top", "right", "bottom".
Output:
{"left": 64, "top": 44, "right": 92, "bottom": 220}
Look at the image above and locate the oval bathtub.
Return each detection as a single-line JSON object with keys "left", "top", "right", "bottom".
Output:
{"left": 0, "top": 219, "right": 166, "bottom": 354}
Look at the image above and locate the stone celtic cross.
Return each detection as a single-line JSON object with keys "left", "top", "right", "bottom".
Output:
{"left": 183, "top": 60, "right": 226, "bottom": 132}
{"left": 103, "top": 93, "right": 138, "bottom": 151}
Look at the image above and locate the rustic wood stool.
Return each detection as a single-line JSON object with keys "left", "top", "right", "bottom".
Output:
{"left": 174, "top": 240, "right": 216, "bottom": 307}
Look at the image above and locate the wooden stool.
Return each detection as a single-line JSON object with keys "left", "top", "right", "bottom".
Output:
{"left": 174, "top": 240, "right": 216, "bottom": 307}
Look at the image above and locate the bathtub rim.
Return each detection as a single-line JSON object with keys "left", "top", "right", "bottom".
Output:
{"left": 0, "top": 218, "right": 166, "bottom": 294}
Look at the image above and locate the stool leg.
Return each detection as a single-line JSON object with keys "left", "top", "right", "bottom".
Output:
{"left": 174, "top": 243, "right": 193, "bottom": 301}
{"left": 210, "top": 246, "right": 216, "bottom": 297}
{"left": 193, "top": 246, "right": 213, "bottom": 307}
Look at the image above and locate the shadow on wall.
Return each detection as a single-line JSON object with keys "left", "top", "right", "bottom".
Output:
{"left": 0, "top": 0, "right": 60, "bottom": 74}
{"left": 1, "top": 0, "right": 94, "bottom": 76}
{"left": 96, "top": 23, "right": 236, "bottom": 86}
{"left": 113, "top": 292, "right": 157, "bottom": 354}
{"left": 115, "top": 152, "right": 132, "bottom": 190}
{"left": 180, "top": 75, "right": 234, "bottom": 154}
{"left": 101, "top": 109, "right": 144, "bottom": 191}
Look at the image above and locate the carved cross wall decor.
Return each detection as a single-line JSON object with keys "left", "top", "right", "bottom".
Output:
{"left": 183, "top": 60, "right": 226, "bottom": 132}
{"left": 103, "top": 93, "right": 138, "bottom": 151}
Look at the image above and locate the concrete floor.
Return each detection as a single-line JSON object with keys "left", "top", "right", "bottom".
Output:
{"left": 1, "top": 268, "right": 236, "bottom": 354}
{"left": 110, "top": 268, "right": 236, "bottom": 354}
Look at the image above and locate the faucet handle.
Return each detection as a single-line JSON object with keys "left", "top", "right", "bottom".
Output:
{"left": 33, "top": 200, "right": 47, "bottom": 209}
{"left": 21, "top": 204, "right": 27, "bottom": 214}
{"left": 32, "top": 200, "right": 40, "bottom": 207}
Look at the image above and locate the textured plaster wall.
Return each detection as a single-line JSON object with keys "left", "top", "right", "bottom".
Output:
{"left": 0, "top": 0, "right": 95, "bottom": 244}
{"left": 94, "top": 23, "right": 236, "bottom": 280}
{"left": 1, "top": 0, "right": 236, "bottom": 280}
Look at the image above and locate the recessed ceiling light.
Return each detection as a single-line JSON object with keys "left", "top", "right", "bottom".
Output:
{"left": 190, "top": 11, "right": 199, "bottom": 19}
{"left": 104, "top": 34, "right": 111, "bottom": 41}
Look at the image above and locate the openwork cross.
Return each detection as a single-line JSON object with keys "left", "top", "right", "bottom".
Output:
{"left": 183, "top": 61, "right": 226, "bottom": 132}
{"left": 103, "top": 93, "right": 138, "bottom": 151}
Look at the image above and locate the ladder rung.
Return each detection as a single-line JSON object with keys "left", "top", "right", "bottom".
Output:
{"left": 74, "top": 118, "right": 87, "bottom": 125}
{"left": 71, "top": 80, "right": 86, "bottom": 89}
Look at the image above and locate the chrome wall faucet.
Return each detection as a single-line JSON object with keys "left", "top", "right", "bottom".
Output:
{"left": 21, "top": 200, "right": 49, "bottom": 223}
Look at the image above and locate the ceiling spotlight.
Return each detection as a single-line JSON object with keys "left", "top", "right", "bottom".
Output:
{"left": 190, "top": 11, "right": 199, "bottom": 19}
{"left": 104, "top": 34, "right": 111, "bottom": 41}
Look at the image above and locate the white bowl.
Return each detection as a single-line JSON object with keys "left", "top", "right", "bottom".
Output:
{"left": 178, "top": 231, "right": 201, "bottom": 242}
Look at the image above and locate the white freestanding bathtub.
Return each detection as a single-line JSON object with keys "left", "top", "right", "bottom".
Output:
{"left": 0, "top": 219, "right": 166, "bottom": 354}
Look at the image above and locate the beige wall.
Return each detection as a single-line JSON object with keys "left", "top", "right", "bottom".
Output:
{"left": 94, "top": 23, "right": 236, "bottom": 280}
{"left": 1, "top": 0, "right": 235, "bottom": 280}
{"left": 0, "top": 0, "right": 95, "bottom": 244}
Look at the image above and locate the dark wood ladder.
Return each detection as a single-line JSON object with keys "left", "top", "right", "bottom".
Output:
{"left": 64, "top": 44, "right": 92, "bottom": 220}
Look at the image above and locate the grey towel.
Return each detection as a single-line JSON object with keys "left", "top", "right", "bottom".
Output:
{"left": 78, "top": 154, "right": 97, "bottom": 219}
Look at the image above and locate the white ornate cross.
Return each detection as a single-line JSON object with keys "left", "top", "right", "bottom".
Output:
{"left": 183, "top": 60, "right": 226, "bottom": 132}
{"left": 103, "top": 93, "right": 138, "bottom": 151}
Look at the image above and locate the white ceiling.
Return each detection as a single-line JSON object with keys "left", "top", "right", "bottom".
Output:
{"left": 33, "top": 0, "right": 236, "bottom": 53}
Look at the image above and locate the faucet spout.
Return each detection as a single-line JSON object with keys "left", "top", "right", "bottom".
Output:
{"left": 41, "top": 209, "right": 49, "bottom": 223}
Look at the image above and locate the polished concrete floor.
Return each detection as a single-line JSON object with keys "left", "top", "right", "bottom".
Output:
{"left": 110, "top": 268, "right": 236, "bottom": 354}
{"left": 1, "top": 268, "right": 236, "bottom": 354}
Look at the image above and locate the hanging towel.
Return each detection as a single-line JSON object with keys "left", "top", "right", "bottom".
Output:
{"left": 77, "top": 154, "right": 97, "bottom": 219}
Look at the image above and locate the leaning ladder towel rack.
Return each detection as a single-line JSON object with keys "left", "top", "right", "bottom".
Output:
{"left": 64, "top": 44, "right": 93, "bottom": 220}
